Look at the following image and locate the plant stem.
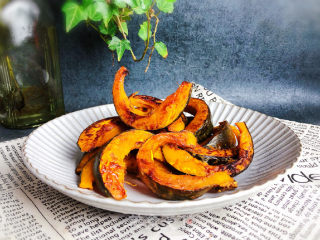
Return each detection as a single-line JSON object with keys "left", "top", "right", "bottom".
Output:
{"left": 115, "top": 13, "right": 152, "bottom": 62}
{"left": 115, "top": 16, "right": 137, "bottom": 61}
{"left": 145, "top": 14, "right": 159, "bottom": 72}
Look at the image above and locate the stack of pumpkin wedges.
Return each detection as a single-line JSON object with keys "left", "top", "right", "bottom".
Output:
{"left": 76, "top": 67, "right": 254, "bottom": 201}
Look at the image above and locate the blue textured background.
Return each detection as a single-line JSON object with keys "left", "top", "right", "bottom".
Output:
{"left": 58, "top": 0, "right": 320, "bottom": 122}
{"left": 1, "top": 0, "right": 320, "bottom": 140}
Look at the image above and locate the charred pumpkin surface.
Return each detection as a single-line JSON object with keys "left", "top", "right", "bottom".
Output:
{"left": 99, "top": 130, "right": 153, "bottom": 200}
{"left": 161, "top": 123, "right": 253, "bottom": 177}
{"left": 77, "top": 117, "right": 128, "bottom": 152}
{"left": 128, "top": 94, "right": 186, "bottom": 131}
{"left": 208, "top": 121, "right": 237, "bottom": 149}
{"left": 128, "top": 94, "right": 162, "bottom": 116}
{"left": 185, "top": 98, "right": 213, "bottom": 142}
{"left": 201, "top": 122, "right": 253, "bottom": 176}
{"left": 162, "top": 144, "right": 207, "bottom": 176}
{"left": 137, "top": 131, "right": 237, "bottom": 200}
{"left": 75, "top": 67, "right": 255, "bottom": 201}
{"left": 162, "top": 144, "right": 237, "bottom": 177}
{"left": 113, "top": 67, "right": 192, "bottom": 130}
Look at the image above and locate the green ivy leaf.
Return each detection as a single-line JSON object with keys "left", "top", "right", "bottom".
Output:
{"left": 99, "top": 20, "right": 117, "bottom": 36}
{"left": 86, "top": 1, "right": 113, "bottom": 23}
{"left": 155, "top": 41, "right": 168, "bottom": 58}
{"left": 110, "top": 4, "right": 120, "bottom": 16}
{"left": 131, "top": 0, "right": 152, "bottom": 14}
{"left": 138, "top": 21, "right": 152, "bottom": 41}
{"left": 82, "top": 0, "right": 93, "bottom": 7}
{"left": 120, "top": 22, "right": 128, "bottom": 35}
{"left": 62, "top": 1, "right": 86, "bottom": 32}
{"left": 108, "top": 36, "right": 132, "bottom": 61}
{"left": 156, "top": 0, "right": 175, "bottom": 13}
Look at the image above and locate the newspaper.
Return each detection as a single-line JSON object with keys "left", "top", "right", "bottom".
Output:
{"left": 0, "top": 84, "right": 320, "bottom": 240}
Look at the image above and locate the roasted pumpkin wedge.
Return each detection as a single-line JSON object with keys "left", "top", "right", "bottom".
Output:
{"left": 77, "top": 117, "right": 128, "bottom": 152}
{"left": 167, "top": 113, "right": 187, "bottom": 132}
{"left": 140, "top": 160, "right": 236, "bottom": 200}
{"left": 95, "top": 130, "right": 153, "bottom": 200}
{"left": 227, "top": 122, "right": 254, "bottom": 175}
{"left": 129, "top": 94, "right": 162, "bottom": 116}
{"left": 162, "top": 122, "right": 253, "bottom": 177}
{"left": 184, "top": 98, "right": 213, "bottom": 142}
{"left": 128, "top": 94, "right": 187, "bottom": 132}
{"left": 113, "top": 67, "right": 192, "bottom": 130}
{"left": 76, "top": 148, "right": 100, "bottom": 175}
{"left": 162, "top": 144, "right": 237, "bottom": 176}
{"left": 79, "top": 156, "right": 96, "bottom": 189}
{"left": 197, "top": 121, "right": 238, "bottom": 162}
{"left": 208, "top": 121, "right": 237, "bottom": 149}
{"left": 162, "top": 144, "right": 208, "bottom": 176}
{"left": 230, "top": 125, "right": 240, "bottom": 141}
{"left": 137, "top": 131, "right": 237, "bottom": 200}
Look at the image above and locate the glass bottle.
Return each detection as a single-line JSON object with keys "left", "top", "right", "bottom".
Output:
{"left": 0, "top": 0, "right": 64, "bottom": 129}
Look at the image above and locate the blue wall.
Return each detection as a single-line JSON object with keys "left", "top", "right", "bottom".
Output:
{"left": 57, "top": 0, "right": 320, "bottom": 124}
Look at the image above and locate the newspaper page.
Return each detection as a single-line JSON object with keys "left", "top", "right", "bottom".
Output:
{"left": 0, "top": 84, "right": 319, "bottom": 240}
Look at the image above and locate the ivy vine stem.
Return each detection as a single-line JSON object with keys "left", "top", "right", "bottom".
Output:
{"left": 145, "top": 13, "right": 159, "bottom": 72}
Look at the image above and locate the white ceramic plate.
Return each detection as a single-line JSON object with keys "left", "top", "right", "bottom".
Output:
{"left": 22, "top": 103, "right": 301, "bottom": 216}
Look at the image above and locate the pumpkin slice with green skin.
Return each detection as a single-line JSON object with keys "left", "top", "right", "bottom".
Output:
{"left": 95, "top": 130, "right": 153, "bottom": 200}
{"left": 167, "top": 113, "right": 187, "bottom": 132}
{"left": 137, "top": 131, "right": 237, "bottom": 200}
{"left": 79, "top": 155, "right": 96, "bottom": 190}
{"left": 162, "top": 122, "right": 253, "bottom": 177}
{"left": 128, "top": 94, "right": 187, "bottom": 132}
{"left": 77, "top": 117, "right": 128, "bottom": 152}
{"left": 184, "top": 98, "right": 214, "bottom": 142}
{"left": 197, "top": 121, "right": 238, "bottom": 163}
{"left": 113, "top": 66, "right": 192, "bottom": 130}
{"left": 162, "top": 144, "right": 237, "bottom": 177}
{"left": 75, "top": 147, "right": 100, "bottom": 175}
{"left": 208, "top": 121, "right": 237, "bottom": 149}
{"left": 162, "top": 144, "right": 208, "bottom": 176}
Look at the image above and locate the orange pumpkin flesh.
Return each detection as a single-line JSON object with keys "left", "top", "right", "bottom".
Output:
{"left": 79, "top": 156, "right": 96, "bottom": 189}
{"left": 162, "top": 123, "right": 253, "bottom": 177}
{"left": 76, "top": 67, "right": 255, "bottom": 201}
{"left": 77, "top": 117, "right": 128, "bottom": 152}
{"left": 162, "top": 144, "right": 237, "bottom": 177}
{"left": 167, "top": 114, "right": 186, "bottom": 132}
{"left": 185, "top": 98, "right": 213, "bottom": 142}
{"left": 99, "top": 130, "right": 153, "bottom": 200}
{"left": 230, "top": 125, "right": 240, "bottom": 142}
{"left": 76, "top": 148, "right": 100, "bottom": 175}
{"left": 162, "top": 144, "right": 208, "bottom": 176}
{"left": 137, "top": 131, "right": 237, "bottom": 200}
{"left": 128, "top": 94, "right": 186, "bottom": 131}
{"left": 129, "top": 94, "right": 162, "bottom": 116}
{"left": 113, "top": 66, "right": 192, "bottom": 130}
{"left": 204, "top": 122, "right": 253, "bottom": 176}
